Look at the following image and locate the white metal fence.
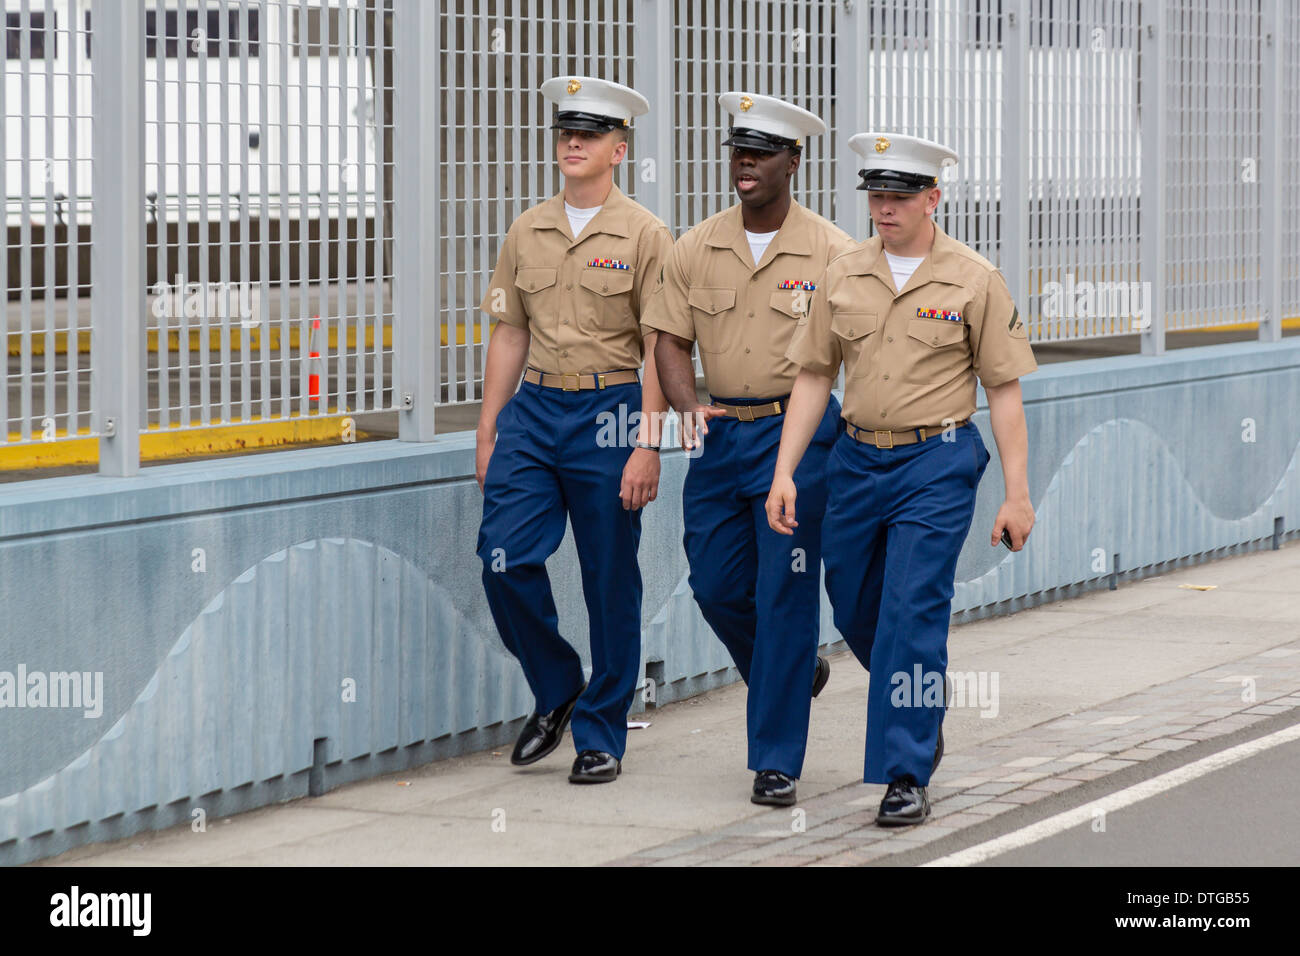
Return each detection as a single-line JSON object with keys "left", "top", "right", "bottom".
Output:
{"left": 1286, "top": 2, "right": 1300, "bottom": 325}
{"left": 3, "top": 0, "right": 1297, "bottom": 475}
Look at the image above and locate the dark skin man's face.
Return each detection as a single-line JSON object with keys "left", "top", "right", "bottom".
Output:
{"left": 729, "top": 146, "right": 800, "bottom": 206}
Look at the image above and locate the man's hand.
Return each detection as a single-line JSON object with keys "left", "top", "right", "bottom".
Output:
{"left": 475, "top": 430, "right": 494, "bottom": 493}
{"left": 620, "top": 446, "right": 661, "bottom": 510}
{"left": 765, "top": 472, "right": 799, "bottom": 535}
{"left": 681, "top": 403, "right": 729, "bottom": 451}
{"left": 992, "top": 494, "right": 1034, "bottom": 550}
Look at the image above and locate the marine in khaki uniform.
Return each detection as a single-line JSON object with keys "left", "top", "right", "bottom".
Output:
{"left": 476, "top": 76, "right": 673, "bottom": 784}
{"left": 766, "top": 132, "right": 1038, "bottom": 825}
{"left": 643, "top": 93, "right": 853, "bottom": 807}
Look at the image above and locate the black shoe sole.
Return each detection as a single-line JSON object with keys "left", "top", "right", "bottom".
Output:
{"left": 876, "top": 807, "right": 931, "bottom": 827}
{"left": 568, "top": 764, "right": 621, "bottom": 784}
{"left": 510, "top": 688, "right": 584, "bottom": 767}
{"left": 932, "top": 724, "right": 944, "bottom": 775}
{"left": 751, "top": 791, "right": 797, "bottom": 807}
{"left": 811, "top": 657, "right": 830, "bottom": 698}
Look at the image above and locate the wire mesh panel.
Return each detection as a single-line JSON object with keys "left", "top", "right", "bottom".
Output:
{"left": 671, "top": 0, "right": 839, "bottom": 232}
{"left": 1162, "top": 0, "right": 1262, "bottom": 332}
{"left": 4, "top": 0, "right": 1297, "bottom": 474}
{"left": 142, "top": 0, "right": 392, "bottom": 434}
{"left": 855, "top": 0, "right": 1002, "bottom": 262}
{"left": 3, "top": 0, "right": 94, "bottom": 448}
{"left": 440, "top": 0, "right": 637, "bottom": 405}
{"left": 1283, "top": 1, "right": 1300, "bottom": 322}
{"left": 1026, "top": 0, "right": 1142, "bottom": 342}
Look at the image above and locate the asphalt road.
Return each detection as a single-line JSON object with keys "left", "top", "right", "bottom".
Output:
{"left": 891, "top": 711, "right": 1300, "bottom": 867}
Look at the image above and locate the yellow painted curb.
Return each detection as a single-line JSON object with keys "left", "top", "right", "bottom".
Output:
{"left": 1181, "top": 316, "right": 1300, "bottom": 333}
{"left": 2, "top": 410, "right": 366, "bottom": 469}
{"left": 7, "top": 319, "right": 487, "bottom": 357}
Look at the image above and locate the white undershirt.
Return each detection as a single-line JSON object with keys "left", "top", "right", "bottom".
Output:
{"left": 884, "top": 251, "right": 926, "bottom": 292}
{"left": 565, "top": 201, "right": 602, "bottom": 238}
{"left": 745, "top": 229, "right": 780, "bottom": 266}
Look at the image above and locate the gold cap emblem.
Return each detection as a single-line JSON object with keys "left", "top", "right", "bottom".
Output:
{"left": 566, "top": 78, "right": 582, "bottom": 95}
{"left": 875, "top": 136, "right": 890, "bottom": 154}
{"left": 739, "top": 95, "right": 754, "bottom": 112}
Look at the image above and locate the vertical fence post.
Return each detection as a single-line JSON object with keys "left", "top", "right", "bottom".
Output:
{"left": 1000, "top": 0, "right": 1031, "bottom": 319}
{"left": 834, "top": 0, "right": 867, "bottom": 243}
{"left": 633, "top": 0, "right": 674, "bottom": 233}
{"left": 1139, "top": 0, "right": 1167, "bottom": 356}
{"left": 1259, "top": 0, "right": 1282, "bottom": 343}
{"left": 393, "top": 0, "right": 439, "bottom": 440}
{"left": 92, "top": 0, "right": 145, "bottom": 475}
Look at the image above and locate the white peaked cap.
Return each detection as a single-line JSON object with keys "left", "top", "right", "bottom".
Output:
{"left": 848, "top": 132, "right": 959, "bottom": 190}
{"left": 540, "top": 75, "right": 649, "bottom": 128}
{"left": 719, "top": 92, "right": 827, "bottom": 149}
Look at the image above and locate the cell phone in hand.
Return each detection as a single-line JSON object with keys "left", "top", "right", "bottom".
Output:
{"left": 1000, "top": 529, "right": 1014, "bottom": 550}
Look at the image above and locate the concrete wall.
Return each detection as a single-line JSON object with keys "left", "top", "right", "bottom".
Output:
{"left": 2, "top": 338, "right": 1298, "bottom": 864}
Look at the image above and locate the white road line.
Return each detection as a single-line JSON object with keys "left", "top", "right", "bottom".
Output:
{"left": 924, "top": 721, "right": 1300, "bottom": 867}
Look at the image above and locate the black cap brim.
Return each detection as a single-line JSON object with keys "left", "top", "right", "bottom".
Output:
{"left": 551, "top": 110, "right": 626, "bottom": 133}
{"left": 722, "top": 126, "right": 800, "bottom": 152}
{"left": 856, "top": 169, "right": 937, "bottom": 192}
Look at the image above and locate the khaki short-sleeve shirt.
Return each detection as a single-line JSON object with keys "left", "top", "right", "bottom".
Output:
{"left": 478, "top": 184, "right": 673, "bottom": 373}
{"left": 641, "top": 201, "right": 855, "bottom": 398}
{"left": 786, "top": 221, "right": 1037, "bottom": 429}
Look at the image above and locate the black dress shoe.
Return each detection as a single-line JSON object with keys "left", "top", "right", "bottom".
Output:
{"left": 876, "top": 775, "right": 930, "bottom": 826}
{"left": 932, "top": 723, "right": 944, "bottom": 775}
{"left": 751, "top": 770, "right": 797, "bottom": 807}
{"left": 811, "top": 656, "right": 830, "bottom": 698}
{"left": 510, "top": 683, "right": 585, "bottom": 766}
{"left": 568, "top": 749, "right": 621, "bottom": 784}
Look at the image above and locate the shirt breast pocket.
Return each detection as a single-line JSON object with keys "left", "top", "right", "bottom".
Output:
{"left": 578, "top": 266, "right": 636, "bottom": 330}
{"left": 688, "top": 287, "right": 738, "bottom": 353}
{"left": 905, "top": 316, "right": 969, "bottom": 385}
{"left": 830, "top": 310, "right": 878, "bottom": 379}
{"left": 769, "top": 290, "right": 809, "bottom": 321}
{"left": 514, "top": 267, "right": 559, "bottom": 317}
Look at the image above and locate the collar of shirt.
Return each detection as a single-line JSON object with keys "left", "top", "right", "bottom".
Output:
{"left": 853, "top": 220, "right": 971, "bottom": 297}
{"left": 529, "top": 182, "right": 634, "bottom": 244}
{"left": 702, "top": 199, "right": 814, "bottom": 271}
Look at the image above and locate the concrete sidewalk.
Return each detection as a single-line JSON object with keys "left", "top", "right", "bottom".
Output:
{"left": 37, "top": 541, "right": 1300, "bottom": 867}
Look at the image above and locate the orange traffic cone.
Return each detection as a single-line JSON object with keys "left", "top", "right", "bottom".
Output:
{"left": 308, "top": 316, "right": 322, "bottom": 406}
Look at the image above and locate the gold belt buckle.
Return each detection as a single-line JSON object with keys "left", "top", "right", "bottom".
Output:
{"left": 597, "top": 373, "right": 607, "bottom": 389}
{"left": 561, "top": 372, "right": 581, "bottom": 391}
{"left": 736, "top": 405, "right": 755, "bottom": 422}
{"left": 874, "top": 429, "right": 894, "bottom": 449}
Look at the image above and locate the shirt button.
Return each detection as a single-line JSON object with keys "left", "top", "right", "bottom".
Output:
{"left": 883, "top": 373, "right": 890, "bottom": 380}
{"left": 561, "top": 350, "right": 569, "bottom": 357}
{"left": 566, "top": 283, "right": 573, "bottom": 290}
{"left": 848, "top": 328, "right": 855, "bottom": 336}
{"left": 562, "top": 319, "right": 569, "bottom": 325}
{"left": 744, "top": 384, "right": 750, "bottom": 391}
{"left": 748, "top": 311, "right": 755, "bottom": 317}
{"left": 745, "top": 347, "right": 751, "bottom": 354}
{"left": 887, "top": 335, "right": 894, "bottom": 342}
{"left": 602, "top": 283, "right": 609, "bottom": 292}
{"left": 932, "top": 336, "right": 939, "bottom": 344}
{"left": 881, "top": 411, "right": 887, "bottom": 418}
